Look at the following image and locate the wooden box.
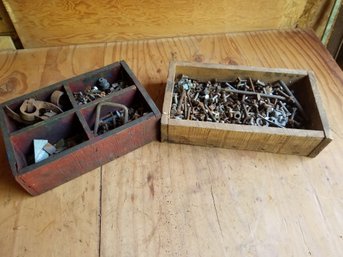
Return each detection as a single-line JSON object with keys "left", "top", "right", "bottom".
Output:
{"left": 161, "top": 62, "right": 331, "bottom": 157}
{"left": 0, "top": 61, "right": 161, "bottom": 195}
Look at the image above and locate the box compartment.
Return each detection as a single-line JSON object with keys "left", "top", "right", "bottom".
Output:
{"left": 2, "top": 85, "right": 73, "bottom": 133}
{"left": 10, "top": 112, "right": 89, "bottom": 172}
{"left": 67, "top": 62, "right": 137, "bottom": 107}
{"left": 79, "top": 85, "right": 153, "bottom": 135}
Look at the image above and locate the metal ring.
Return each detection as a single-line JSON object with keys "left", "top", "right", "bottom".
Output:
{"left": 19, "top": 99, "right": 40, "bottom": 121}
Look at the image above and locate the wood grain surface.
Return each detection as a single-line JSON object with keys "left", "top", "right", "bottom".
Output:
{"left": 2, "top": 0, "right": 309, "bottom": 48}
{"left": 0, "top": 29, "right": 343, "bottom": 257}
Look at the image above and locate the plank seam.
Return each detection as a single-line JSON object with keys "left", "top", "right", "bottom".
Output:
{"left": 98, "top": 166, "right": 103, "bottom": 257}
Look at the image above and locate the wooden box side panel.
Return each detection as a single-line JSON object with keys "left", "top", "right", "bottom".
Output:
{"left": 16, "top": 116, "right": 159, "bottom": 195}
{"left": 161, "top": 114, "right": 169, "bottom": 142}
{"left": 167, "top": 121, "right": 324, "bottom": 156}
{"left": 308, "top": 72, "right": 332, "bottom": 140}
{"left": 162, "top": 62, "right": 176, "bottom": 116}
{"left": 174, "top": 62, "right": 307, "bottom": 83}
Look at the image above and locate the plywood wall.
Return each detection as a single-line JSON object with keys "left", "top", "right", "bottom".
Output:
{"left": 1, "top": 0, "right": 335, "bottom": 48}
{"left": 297, "top": 0, "right": 337, "bottom": 40}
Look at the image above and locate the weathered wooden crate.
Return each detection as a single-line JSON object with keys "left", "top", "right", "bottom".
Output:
{"left": 161, "top": 61, "right": 332, "bottom": 157}
{"left": 0, "top": 61, "right": 161, "bottom": 195}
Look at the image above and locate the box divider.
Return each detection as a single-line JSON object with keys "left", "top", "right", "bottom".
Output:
{"left": 63, "top": 84, "right": 79, "bottom": 108}
{"left": 75, "top": 110, "right": 94, "bottom": 140}
{"left": 9, "top": 109, "right": 77, "bottom": 137}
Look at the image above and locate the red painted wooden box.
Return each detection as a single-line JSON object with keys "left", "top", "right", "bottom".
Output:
{"left": 0, "top": 61, "right": 161, "bottom": 195}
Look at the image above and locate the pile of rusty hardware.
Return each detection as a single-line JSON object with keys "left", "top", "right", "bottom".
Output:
{"left": 171, "top": 75, "right": 306, "bottom": 128}
{"left": 73, "top": 77, "right": 129, "bottom": 105}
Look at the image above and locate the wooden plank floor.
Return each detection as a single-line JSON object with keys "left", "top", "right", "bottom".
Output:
{"left": 1, "top": 29, "right": 343, "bottom": 257}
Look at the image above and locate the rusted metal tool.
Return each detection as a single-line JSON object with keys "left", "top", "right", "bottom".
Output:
{"left": 94, "top": 102, "right": 129, "bottom": 135}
